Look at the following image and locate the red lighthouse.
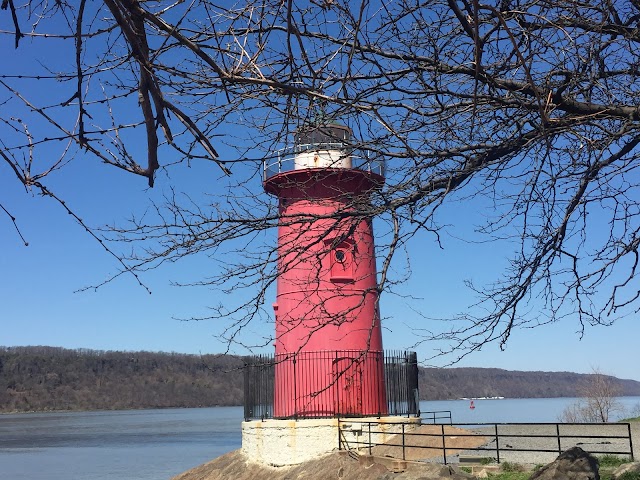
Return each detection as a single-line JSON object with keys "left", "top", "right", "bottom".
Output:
{"left": 263, "top": 123, "right": 387, "bottom": 418}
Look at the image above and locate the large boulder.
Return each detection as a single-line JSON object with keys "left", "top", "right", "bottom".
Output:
{"left": 611, "top": 462, "right": 640, "bottom": 479}
{"left": 530, "top": 447, "right": 599, "bottom": 480}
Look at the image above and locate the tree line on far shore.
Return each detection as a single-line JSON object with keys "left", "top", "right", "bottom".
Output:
{"left": 0, "top": 346, "right": 243, "bottom": 413}
{"left": 1, "top": 346, "right": 639, "bottom": 413}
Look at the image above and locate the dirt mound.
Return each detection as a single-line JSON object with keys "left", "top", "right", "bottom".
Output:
{"left": 171, "top": 449, "right": 473, "bottom": 480}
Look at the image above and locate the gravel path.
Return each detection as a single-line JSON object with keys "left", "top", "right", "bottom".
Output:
{"left": 370, "top": 424, "right": 488, "bottom": 461}
{"left": 425, "top": 423, "right": 637, "bottom": 466}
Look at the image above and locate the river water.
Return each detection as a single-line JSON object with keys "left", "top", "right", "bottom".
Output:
{"left": 421, "top": 396, "right": 640, "bottom": 424}
{"left": 0, "top": 407, "right": 243, "bottom": 480}
{"left": 1, "top": 397, "right": 639, "bottom": 480}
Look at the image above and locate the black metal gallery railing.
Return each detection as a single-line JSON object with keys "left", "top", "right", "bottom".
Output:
{"left": 243, "top": 350, "right": 419, "bottom": 421}
{"left": 263, "top": 150, "right": 385, "bottom": 181}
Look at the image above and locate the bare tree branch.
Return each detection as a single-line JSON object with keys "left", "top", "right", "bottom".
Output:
{"left": 3, "top": 0, "right": 640, "bottom": 360}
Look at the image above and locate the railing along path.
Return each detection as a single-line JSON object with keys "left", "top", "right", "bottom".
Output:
{"left": 338, "top": 418, "right": 635, "bottom": 465}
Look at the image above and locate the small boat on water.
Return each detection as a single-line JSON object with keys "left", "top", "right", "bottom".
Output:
{"left": 469, "top": 400, "right": 476, "bottom": 410}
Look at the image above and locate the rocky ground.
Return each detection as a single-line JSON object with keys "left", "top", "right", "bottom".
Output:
{"left": 171, "top": 449, "right": 473, "bottom": 480}
{"left": 172, "top": 422, "right": 640, "bottom": 480}
{"left": 461, "top": 422, "right": 639, "bottom": 465}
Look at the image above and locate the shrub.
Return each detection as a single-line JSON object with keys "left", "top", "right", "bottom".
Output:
{"left": 484, "top": 473, "right": 529, "bottom": 480}
{"left": 616, "top": 473, "right": 640, "bottom": 480}
{"left": 618, "top": 416, "right": 640, "bottom": 423}
{"left": 501, "top": 461, "right": 525, "bottom": 472}
{"left": 598, "top": 454, "right": 629, "bottom": 468}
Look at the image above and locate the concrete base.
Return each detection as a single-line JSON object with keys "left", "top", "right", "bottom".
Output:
{"left": 242, "top": 416, "right": 422, "bottom": 467}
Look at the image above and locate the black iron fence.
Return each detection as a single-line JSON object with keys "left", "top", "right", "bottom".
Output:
{"left": 337, "top": 419, "right": 635, "bottom": 464}
{"left": 422, "top": 410, "right": 453, "bottom": 425}
{"left": 243, "top": 353, "right": 274, "bottom": 421}
{"left": 244, "top": 350, "right": 418, "bottom": 421}
{"left": 385, "top": 351, "right": 419, "bottom": 416}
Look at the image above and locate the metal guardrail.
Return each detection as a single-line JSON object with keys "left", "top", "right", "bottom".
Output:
{"left": 385, "top": 351, "right": 419, "bottom": 417}
{"left": 338, "top": 419, "right": 635, "bottom": 464}
{"left": 263, "top": 145, "right": 385, "bottom": 181}
{"left": 422, "top": 410, "right": 453, "bottom": 425}
{"left": 244, "top": 350, "right": 418, "bottom": 421}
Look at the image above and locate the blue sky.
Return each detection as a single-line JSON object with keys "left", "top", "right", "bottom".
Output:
{"left": 1, "top": 5, "right": 639, "bottom": 385}
{"left": 2, "top": 146, "right": 639, "bottom": 382}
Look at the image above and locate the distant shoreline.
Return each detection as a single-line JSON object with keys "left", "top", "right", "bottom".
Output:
{"left": 0, "top": 404, "right": 241, "bottom": 415}
{"left": 3, "top": 396, "right": 640, "bottom": 416}
{"left": 459, "top": 396, "right": 505, "bottom": 400}
{"left": 2, "top": 346, "right": 640, "bottom": 413}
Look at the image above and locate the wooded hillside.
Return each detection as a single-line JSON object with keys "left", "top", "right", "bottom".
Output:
{"left": 1, "top": 346, "right": 639, "bottom": 413}
{"left": 0, "top": 346, "right": 243, "bottom": 412}
{"left": 419, "top": 368, "right": 640, "bottom": 400}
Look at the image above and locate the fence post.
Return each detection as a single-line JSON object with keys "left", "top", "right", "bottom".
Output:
{"left": 293, "top": 356, "right": 297, "bottom": 420}
{"left": 402, "top": 423, "right": 406, "bottom": 460}
{"left": 495, "top": 424, "right": 500, "bottom": 464}
{"left": 376, "top": 353, "right": 382, "bottom": 418}
{"left": 628, "top": 423, "right": 634, "bottom": 461}
{"left": 556, "top": 424, "right": 562, "bottom": 456}
{"left": 441, "top": 423, "right": 447, "bottom": 465}
{"left": 369, "top": 422, "right": 372, "bottom": 456}
{"left": 243, "top": 360, "right": 249, "bottom": 421}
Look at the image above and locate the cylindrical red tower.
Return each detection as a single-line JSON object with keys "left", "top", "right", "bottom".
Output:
{"left": 264, "top": 124, "right": 387, "bottom": 418}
